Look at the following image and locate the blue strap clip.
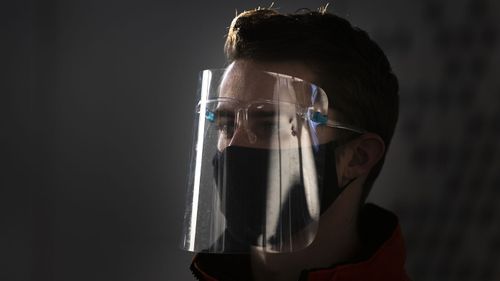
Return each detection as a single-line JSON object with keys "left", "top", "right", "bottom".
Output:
{"left": 308, "top": 110, "right": 328, "bottom": 125}
{"left": 205, "top": 111, "right": 216, "bottom": 122}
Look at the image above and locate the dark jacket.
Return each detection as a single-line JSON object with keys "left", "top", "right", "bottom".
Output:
{"left": 190, "top": 204, "right": 411, "bottom": 281}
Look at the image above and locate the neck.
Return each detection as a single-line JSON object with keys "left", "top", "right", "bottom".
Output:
{"left": 250, "top": 181, "right": 363, "bottom": 281}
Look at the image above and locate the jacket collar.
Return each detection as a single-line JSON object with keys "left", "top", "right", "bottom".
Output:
{"left": 191, "top": 204, "right": 409, "bottom": 281}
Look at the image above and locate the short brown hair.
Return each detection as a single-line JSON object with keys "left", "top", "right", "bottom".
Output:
{"left": 225, "top": 8, "right": 399, "bottom": 200}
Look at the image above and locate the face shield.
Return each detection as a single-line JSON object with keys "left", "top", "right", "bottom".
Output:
{"left": 181, "top": 62, "right": 365, "bottom": 254}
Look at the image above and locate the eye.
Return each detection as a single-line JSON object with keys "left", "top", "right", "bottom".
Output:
{"left": 216, "top": 119, "right": 235, "bottom": 138}
{"left": 221, "top": 125, "right": 235, "bottom": 138}
{"left": 260, "top": 121, "right": 278, "bottom": 131}
{"left": 251, "top": 121, "right": 280, "bottom": 137}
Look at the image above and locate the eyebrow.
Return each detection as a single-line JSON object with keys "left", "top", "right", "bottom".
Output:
{"left": 213, "top": 108, "right": 235, "bottom": 118}
{"left": 212, "top": 108, "right": 280, "bottom": 120}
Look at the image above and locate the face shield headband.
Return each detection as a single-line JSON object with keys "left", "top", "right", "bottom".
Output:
{"left": 181, "top": 63, "right": 366, "bottom": 254}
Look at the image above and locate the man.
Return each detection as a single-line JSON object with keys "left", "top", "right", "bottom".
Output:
{"left": 181, "top": 7, "right": 409, "bottom": 281}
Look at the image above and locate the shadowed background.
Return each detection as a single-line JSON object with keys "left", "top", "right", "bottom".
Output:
{"left": 1, "top": 0, "right": 499, "bottom": 280}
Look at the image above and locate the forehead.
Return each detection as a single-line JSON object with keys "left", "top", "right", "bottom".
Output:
{"left": 219, "top": 60, "right": 317, "bottom": 104}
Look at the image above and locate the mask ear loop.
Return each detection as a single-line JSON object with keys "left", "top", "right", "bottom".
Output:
{"left": 340, "top": 177, "right": 357, "bottom": 192}
{"left": 320, "top": 177, "right": 357, "bottom": 216}
{"left": 307, "top": 106, "right": 362, "bottom": 194}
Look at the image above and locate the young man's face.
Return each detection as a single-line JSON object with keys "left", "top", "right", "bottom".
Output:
{"left": 181, "top": 58, "right": 381, "bottom": 254}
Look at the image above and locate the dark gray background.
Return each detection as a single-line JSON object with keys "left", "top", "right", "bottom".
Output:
{"left": 2, "top": 0, "right": 499, "bottom": 280}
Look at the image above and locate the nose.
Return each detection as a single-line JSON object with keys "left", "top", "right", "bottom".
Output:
{"left": 228, "top": 126, "right": 251, "bottom": 146}
{"left": 217, "top": 109, "right": 257, "bottom": 151}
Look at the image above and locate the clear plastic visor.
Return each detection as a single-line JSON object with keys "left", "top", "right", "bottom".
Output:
{"left": 181, "top": 63, "right": 359, "bottom": 253}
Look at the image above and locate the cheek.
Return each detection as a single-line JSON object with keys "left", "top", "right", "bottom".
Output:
{"left": 319, "top": 127, "right": 336, "bottom": 143}
{"left": 310, "top": 125, "right": 337, "bottom": 144}
{"left": 217, "top": 135, "right": 229, "bottom": 152}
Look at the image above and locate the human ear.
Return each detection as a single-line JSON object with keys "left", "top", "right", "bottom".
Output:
{"left": 344, "top": 133, "right": 385, "bottom": 179}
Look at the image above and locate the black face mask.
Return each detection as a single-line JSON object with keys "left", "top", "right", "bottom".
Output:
{"left": 212, "top": 141, "right": 345, "bottom": 249}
